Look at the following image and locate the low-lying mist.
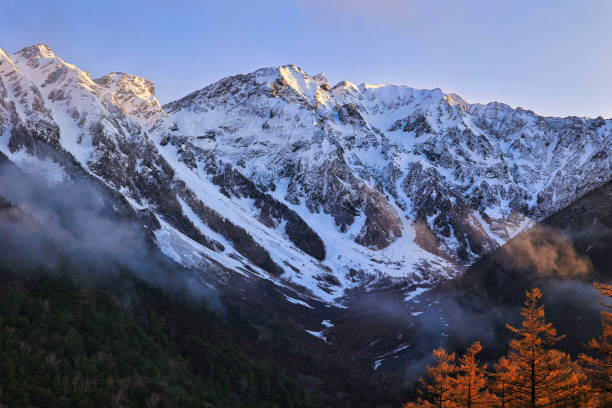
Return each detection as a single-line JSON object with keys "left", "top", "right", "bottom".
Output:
{"left": 0, "top": 159, "right": 217, "bottom": 306}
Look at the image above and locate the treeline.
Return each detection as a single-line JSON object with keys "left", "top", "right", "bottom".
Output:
{"left": 0, "top": 274, "right": 317, "bottom": 408}
{"left": 403, "top": 286, "right": 612, "bottom": 407}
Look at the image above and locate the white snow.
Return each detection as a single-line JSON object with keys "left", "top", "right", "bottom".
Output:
{"left": 0, "top": 142, "right": 67, "bottom": 186}
{"left": 305, "top": 329, "right": 328, "bottom": 342}
{"left": 3, "top": 45, "right": 611, "bottom": 311}
{"left": 283, "top": 294, "right": 314, "bottom": 309}
{"left": 321, "top": 319, "right": 334, "bottom": 328}
{"left": 405, "top": 287, "right": 430, "bottom": 302}
{"left": 374, "top": 343, "right": 412, "bottom": 369}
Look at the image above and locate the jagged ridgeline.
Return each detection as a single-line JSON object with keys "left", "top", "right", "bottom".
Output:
{"left": 2, "top": 44, "right": 612, "bottom": 303}
{"left": 2, "top": 43, "right": 612, "bottom": 407}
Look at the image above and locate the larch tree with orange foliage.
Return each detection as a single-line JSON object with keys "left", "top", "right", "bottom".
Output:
{"left": 402, "top": 396, "right": 434, "bottom": 408}
{"left": 490, "top": 356, "right": 516, "bottom": 407}
{"left": 579, "top": 283, "right": 612, "bottom": 407}
{"left": 452, "top": 341, "right": 493, "bottom": 407}
{"left": 404, "top": 348, "right": 456, "bottom": 408}
{"left": 502, "top": 288, "right": 587, "bottom": 407}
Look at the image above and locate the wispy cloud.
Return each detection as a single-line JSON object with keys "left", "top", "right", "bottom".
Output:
{"left": 501, "top": 225, "right": 591, "bottom": 278}
{"left": 0, "top": 159, "right": 216, "bottom": 302}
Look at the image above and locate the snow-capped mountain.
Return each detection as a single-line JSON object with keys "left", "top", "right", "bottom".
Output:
{"left": 2, "top": 44, "right": 611, "bottom": 305}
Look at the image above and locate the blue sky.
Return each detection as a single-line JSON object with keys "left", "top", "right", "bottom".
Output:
{"left": 3, "top": 0, "right": 612, "bottom": 117}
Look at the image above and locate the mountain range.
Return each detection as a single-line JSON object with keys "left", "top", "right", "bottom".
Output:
{"left": 1, "top": 44, "right": 611, "bottom": 405}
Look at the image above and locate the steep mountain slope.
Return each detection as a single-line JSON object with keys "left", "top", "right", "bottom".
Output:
{"left": 1, "top": 44, "right": 612, "bottom": 307}
{"left": 3, "top": 43, "right": 612, "bottom": 406}
{"left": 0, "top": 158, "right": 392, "bottom": 408}
{"left": 458, "top": 176, "right": 612, "bottom": 304}
{"left": 162, "top": 64, "right": 612, "bottom": 289}
{"left": 431, "top": 175, "right": 612, "bottom": 371}
{"left": 317, "top": 178, "right": 612, "bottom": 400}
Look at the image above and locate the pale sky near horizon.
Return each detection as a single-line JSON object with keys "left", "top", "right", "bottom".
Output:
{"left": 3, "top": 0, "right": 612, "bottom": 118}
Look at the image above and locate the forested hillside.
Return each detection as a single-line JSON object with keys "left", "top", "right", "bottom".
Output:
{"left": 0, "top": 272, "right": 316, "bottom": 408}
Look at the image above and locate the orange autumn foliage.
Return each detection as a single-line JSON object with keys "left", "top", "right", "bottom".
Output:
{"left": 404, "top": 349, "right": 456, "bottom": 408}
{"left": 579, "top": 283, "right": 612, "bottom": 407}
{"left": 490, "top": 357, "right": 516, "bottom": 408}
{"left": 502, "top": 288, "right": 588, "bottom": 407}
{"left": 405, "top": 343, "right": 493, "bottom": 407}
{"left": 403, "top": 288, "right": 601, "bottom": 408}
{"left": 452, "top": 342, "right": 494, "bottom": 407}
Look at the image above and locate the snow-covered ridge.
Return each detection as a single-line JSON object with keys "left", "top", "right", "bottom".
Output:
{"left": 164, "top": 62, "right": 611, "bottom": 263}
{"left": 1, "top": 44, "right": 611, "bottom": 305}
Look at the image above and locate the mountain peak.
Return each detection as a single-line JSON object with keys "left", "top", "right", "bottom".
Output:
{"left": 95, "top": 72, "right": 156, "bottom": 97}
{"left": 0, "top": 47, "right": 13, "bottom": 63}
{"left": 331, "top": 80, "right": 359, "bottom": 92}
{"left": 266, "top": 65, "right": 331, "bottom": 101}
{"left": 445, "top": 93, "right": 469, "bottom": 108}
{"left": 15, "top": 44, "right": 56, "bottom": 60}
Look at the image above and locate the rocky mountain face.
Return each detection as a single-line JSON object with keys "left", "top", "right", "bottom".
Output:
{"left": 3, "top": 44, "right": 612, "bottom": 405}
{"left": 1, "top": 44, "right": 612, "bottom": 306}
{"left": 162, "top": 64, "right": 612, "bottom": 292}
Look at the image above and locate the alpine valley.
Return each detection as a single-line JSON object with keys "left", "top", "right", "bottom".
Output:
{"left": 1, "top": 44, "right": 611, "bottom": 407}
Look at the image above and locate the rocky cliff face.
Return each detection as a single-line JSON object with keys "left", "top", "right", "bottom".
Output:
{"left": 1, "top": 45, "right": 611, "bottom": 305}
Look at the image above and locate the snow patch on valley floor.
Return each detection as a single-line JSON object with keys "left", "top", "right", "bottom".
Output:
{"left": 373, "top": 359, "right": 384, "bottom": 370}
{"left": 404, "top": 287, "right": 430, "bottom": 302}
{"left": 373, "top": 344, "right": 412, "bottom": 370}
{"left": 321, "top": 319, "right": 334, "bottom": 328}
{"left": 305, "top": 329, "right": 328, "bottom": 342}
